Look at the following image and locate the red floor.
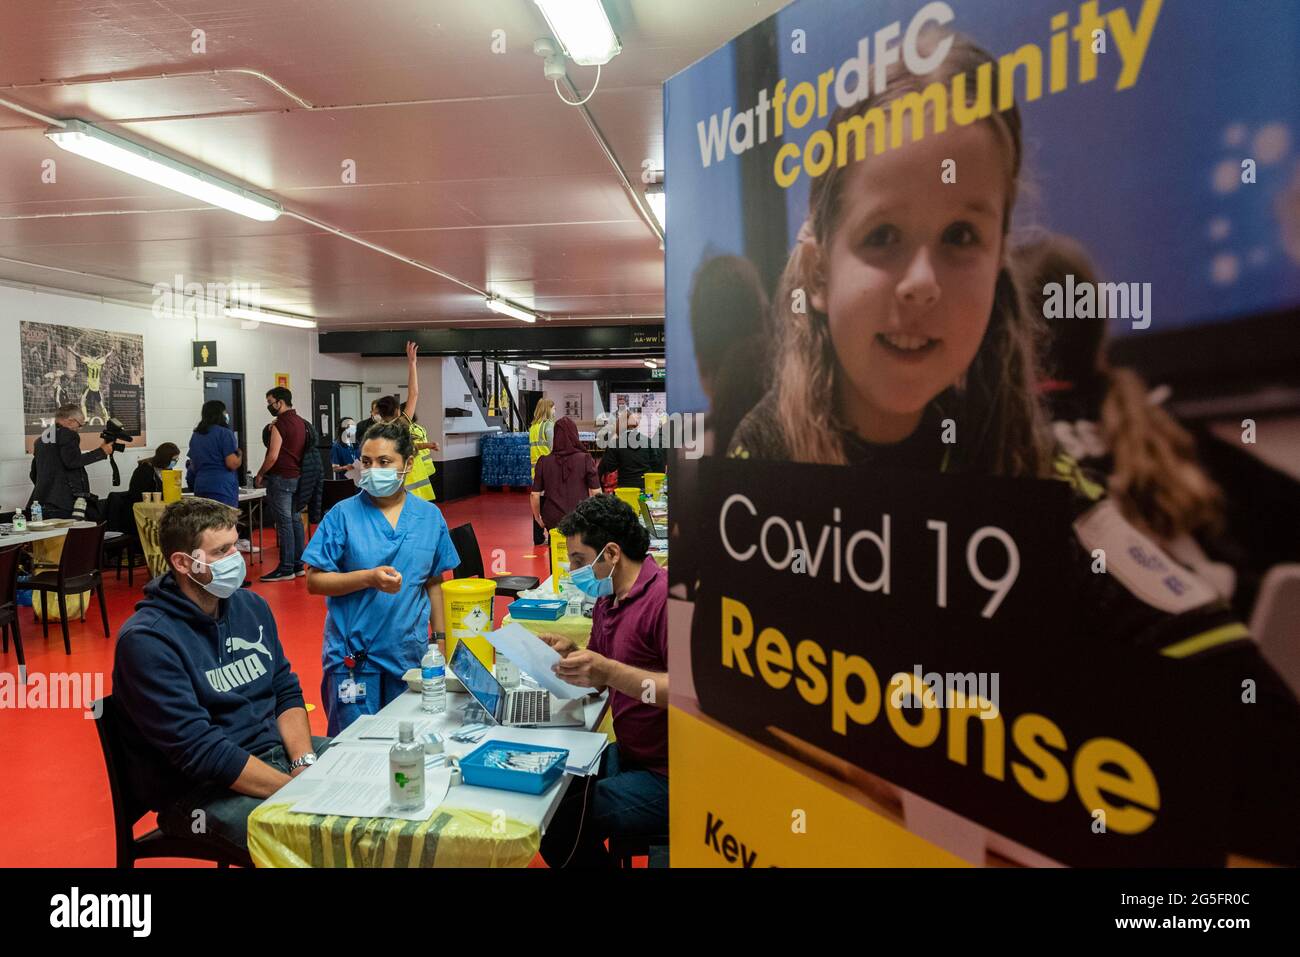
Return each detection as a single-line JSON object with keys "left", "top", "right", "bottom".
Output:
{"left": 0, "top": 490, "right": 553, "bottom": 867}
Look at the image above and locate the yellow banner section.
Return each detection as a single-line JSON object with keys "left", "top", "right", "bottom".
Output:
{"left": 670, "top": 706, "right": 968, "bottom": 867}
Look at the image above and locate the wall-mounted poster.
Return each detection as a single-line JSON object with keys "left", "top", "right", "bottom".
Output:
{"left": 275, "top": 372, "right": 291, "bottom": 390}
{"left": 20, "top": 320, "right": 146, "bottom": 452}
{"left": 665, "top": 0, "right": 1300, "bottom": 868}
{"left": 562, "top": 392, "right": 583, "bottom": 419}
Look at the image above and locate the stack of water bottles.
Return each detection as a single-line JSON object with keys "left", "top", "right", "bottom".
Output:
{"left": 479, "top": 432, "right": 531, "bottom": 487}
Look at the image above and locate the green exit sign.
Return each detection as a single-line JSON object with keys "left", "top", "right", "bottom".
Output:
{"left": 651, "top": 367, "right": 665, "bottom": 379}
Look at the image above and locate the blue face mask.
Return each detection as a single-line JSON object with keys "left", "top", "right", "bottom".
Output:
{"left": 187, "top": 550, "right": 246, "bottom": 599}
{"left": 359, "top": 465, "right": 407, "bottom": 498}
{"left": 169, "top": 458, "right": 180, "bottom": 470}
{"left": 570, "top": 548, "right": 615, "bottom": 598}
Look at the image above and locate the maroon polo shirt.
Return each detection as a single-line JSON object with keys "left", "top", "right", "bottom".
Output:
{"left": 588, "top": 558, "right": 668, "bottom": 776}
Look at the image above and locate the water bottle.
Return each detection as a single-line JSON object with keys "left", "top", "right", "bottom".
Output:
{"left": 30, "top": 502, "right": 42, "bottom": 524}
{"left": 12, "top": 508, "right": 26, "bottom": 533}
{"left": 421, "top": 641, "right": 446, "bottom": 713}
{"left": 388, "top": 721, "right": 425, "bottom": 810}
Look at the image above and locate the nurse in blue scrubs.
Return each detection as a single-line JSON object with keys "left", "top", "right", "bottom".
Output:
{"left": 302, "top": 421, "right": 461, "bottom": 734}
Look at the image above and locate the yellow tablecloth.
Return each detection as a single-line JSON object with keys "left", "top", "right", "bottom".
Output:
{"left": 500, "top": 613, "right": 593, "bottom": 648}
{"left": 30, "top": 533, "right": 92, "bottom": 620}
{"left": 247, "top": 804, "right": 541, "bottom": 868}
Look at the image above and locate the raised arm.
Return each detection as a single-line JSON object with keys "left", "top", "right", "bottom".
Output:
{"left": 403, "top": 340, "right": 419, "bottom": 422}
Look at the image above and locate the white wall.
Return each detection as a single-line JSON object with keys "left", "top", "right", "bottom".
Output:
{"left": 543, "top": 380, "right": 604, "bottom": 423}
{"left": 1, "top": 283, "right": 370, "bottom": 510}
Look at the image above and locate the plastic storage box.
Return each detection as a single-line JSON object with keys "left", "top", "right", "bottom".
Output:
{"left": 507, "top": 598, "right": 568, "bottom": 621}
{"left": 460, "top": 741, "right": 570, "bottom": 794}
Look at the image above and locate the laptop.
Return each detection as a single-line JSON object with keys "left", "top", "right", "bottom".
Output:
{"left": 449, "top": 641, "right": 585, "bottom": 728}
{"left": 640, "top": 498, "right": 667, "bottom": 538}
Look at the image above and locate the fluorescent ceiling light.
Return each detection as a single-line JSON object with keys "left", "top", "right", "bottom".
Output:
{"left": 486, "top": 295, "right": 539, "bottom": 323}
{"left": 46, "top": 119, "right": 282, "bottom": 222}
{"left": 534, "top": 0, "right": 622, "bottom": 66}
{"left": 644, "top": 183, "right": 665, "bottom": 232}
{"left": 224, "top": 305, "right": 317, "bottom": 329}
{"left": 643, "top": 358, "right": 659, "bottom": 368}
{"left": 527, "top": 361, "right": 551, "bottom": 371}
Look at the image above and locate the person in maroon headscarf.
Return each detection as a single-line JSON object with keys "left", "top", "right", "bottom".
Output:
{"left": 531, "top": 416, "right": 600, "bottom": 541}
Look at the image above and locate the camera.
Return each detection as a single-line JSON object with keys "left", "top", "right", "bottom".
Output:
{"left": 100, "top": 416, "right": 134, "bottom": 486}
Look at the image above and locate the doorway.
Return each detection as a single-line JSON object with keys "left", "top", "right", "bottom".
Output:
{"left": 203, "top": 371, "right": 248, "bottom": 484}
{"left": 311, "top": 379, "right": 363, "bottom": 470}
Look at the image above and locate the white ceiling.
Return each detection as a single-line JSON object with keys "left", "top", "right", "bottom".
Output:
{"left": 0, "top": 0, "right": 788, "bottom": 330}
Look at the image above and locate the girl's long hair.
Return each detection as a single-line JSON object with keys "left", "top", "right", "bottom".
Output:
{"left": 773, "top": 34, "right": 1051, "bottom": 476}
{"left": 1014, "top": 233, "right": 1224, "bottom": 538}
{"left": 531, "top": 398, "right": 555, "bottom": 427}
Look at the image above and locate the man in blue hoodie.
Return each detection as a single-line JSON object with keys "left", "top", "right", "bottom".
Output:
{"left": 113, "top": 497, "right": 325, "bottom": 864}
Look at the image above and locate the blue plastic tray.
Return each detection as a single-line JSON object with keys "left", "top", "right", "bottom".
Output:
{"left": 460, "top": 741, "right": 570, "bottom": 794}
{"left": 507, "top": 598, "right": 568, "bottom": 621}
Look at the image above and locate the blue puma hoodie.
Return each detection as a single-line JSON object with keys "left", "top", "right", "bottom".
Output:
{"left": 112, "top": 573, "right": 306, "bottom": 801}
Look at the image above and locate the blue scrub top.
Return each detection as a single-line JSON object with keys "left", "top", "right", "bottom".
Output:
{"left": 330, "top": 441, "right": 359, "bottom": 468}
{"left": 302, "top": 490, "right": 461, "bottom": 678}
{"left": 187, "top": 425, "right": 239, "bottom": 507}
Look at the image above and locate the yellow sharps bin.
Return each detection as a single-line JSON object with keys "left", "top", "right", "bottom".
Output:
{"left": 440, "top": 578, "right": 496, "bottom": 670}
{"left": 549, "top": 527, "right": 572, "bottom": 594}
{"left": 613, "top": 487, "right": 641, "bottom": 510}
{"left": 643, "top": 472, "right": 666, "bottom": 497}
{"left": 161, "top": 468, "right": 183, "bottom": 503}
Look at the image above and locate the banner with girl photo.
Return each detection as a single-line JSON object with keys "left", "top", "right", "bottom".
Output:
{"left": 664, "top": 0, "right": 1300, "bottom": 867}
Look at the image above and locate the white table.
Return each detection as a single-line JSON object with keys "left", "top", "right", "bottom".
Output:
{"left": 184, "top": 486, "right": 266, "bottom": 563}
{"left": 0, "top": 526, "right": 71, "bottom": 548}
{"left": 249, "top": 685, "right": 610, "bottom": 866}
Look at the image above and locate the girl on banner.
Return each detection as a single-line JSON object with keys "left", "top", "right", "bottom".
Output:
{"left": 725, "top": 30, "right": 1299, "bottom": 865}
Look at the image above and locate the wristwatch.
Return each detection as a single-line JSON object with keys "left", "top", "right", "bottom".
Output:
{"left": 431, "top": 631, "right": 446, "bottom": 643}
{"left": 289, "top": 752, "right": 317, "bottom": 771}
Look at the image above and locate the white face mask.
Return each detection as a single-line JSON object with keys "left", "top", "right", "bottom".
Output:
{"left": 185, "top": 550, "right": 246, "bottom": 599}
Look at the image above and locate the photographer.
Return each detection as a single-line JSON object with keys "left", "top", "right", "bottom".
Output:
{"left": 29, "top": 403, "right": 114, "bottom": 520}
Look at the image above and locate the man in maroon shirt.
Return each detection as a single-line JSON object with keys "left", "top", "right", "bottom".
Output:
{"left": 538, "top": 494, "right": 668, "bottom": 867}
{"left": 254, "top": 386, "right": 307, "bottom": 582}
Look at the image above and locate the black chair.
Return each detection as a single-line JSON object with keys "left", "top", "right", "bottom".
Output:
{"left": 609, "top": 833, "right": 670, "bottom": 868}
{"left": 102, "top": 491, "right": 142, "bottom": 586}
{"left": 321, "top": 479, "right": 358, "bottom": 516}
{"left": 92, "top": 695, "right": 249, "bottom": 868}
{"left": 447, "top": 523, "right": 540, "bottom": 599}
{"left": 0, "top": 545, "right": 25, "bottom": 675}
{"left": 18, "top": 522, "right": 110, "bottom": 655}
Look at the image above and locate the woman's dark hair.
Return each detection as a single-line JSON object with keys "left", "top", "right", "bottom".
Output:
{"left": 360, "top": 420, "right": 415, "bottom": 461}
{"left": 557, "top": 494, "right": 650, "bottom": 561}
{"left": 374, "top": 395, "right": 400, "bottom": 420}
{"left": 194, "top": 399, "right": 228, "bottom": 435}
{"left": 149, "top": 442, "right": 181, "bottom": 469}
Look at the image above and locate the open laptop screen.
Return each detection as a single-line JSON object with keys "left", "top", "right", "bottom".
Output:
{"left": 449, "top": 642, "right": 504, "bottom": 722}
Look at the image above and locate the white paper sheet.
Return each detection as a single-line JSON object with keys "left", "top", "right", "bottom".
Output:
{"left": 485, "top": 622, "right": 596, "bottom": 700}
{"left": 291, "top": 745, "right": 452, "bottom": 820}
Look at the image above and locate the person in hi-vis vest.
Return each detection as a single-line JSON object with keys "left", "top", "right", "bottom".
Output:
{"left": 529, "top": 398, "right": 556, "bottom": 545}
{"left": 366, "top": 341, "right": 439, "bottom": 501}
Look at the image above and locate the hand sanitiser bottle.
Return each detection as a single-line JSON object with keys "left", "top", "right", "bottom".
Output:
{"left": 12, "top": 508, "right": 25, "bottom": 533}
{"left": 389, "top": 720, "right": 425, "bottom": 810}
{"left": 421, "top": 641, "right": 446, "bottom": 713}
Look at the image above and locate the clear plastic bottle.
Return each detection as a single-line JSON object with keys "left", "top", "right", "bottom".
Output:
{"left": 12, "top": 508, "right": 25, "bottom": 533}
{"left": 30, "top": 502, "right": 42, "bottom": 524}
{"left": 421, "top": 641, "right": 446, "bottom": 713}
{"left": 389, "top": 720, "right": 425, "bottom": 810}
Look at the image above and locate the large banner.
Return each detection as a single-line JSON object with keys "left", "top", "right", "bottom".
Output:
{"left": 665, "top": 0, "right": 1300, "bottom": 867}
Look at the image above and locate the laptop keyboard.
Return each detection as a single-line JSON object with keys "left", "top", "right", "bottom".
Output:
{"left": 507, "top": 689, "right": 551, "bottom": 724}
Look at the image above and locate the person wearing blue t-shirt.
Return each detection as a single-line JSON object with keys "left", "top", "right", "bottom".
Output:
{"left": 329, "top": 419, "right": 360, "bottom": 475}
{"left": 303, "top": 422, "right": 461, "bottom": 734}
{"left": 187, "top": 399, "right": 242, "bottom": 508}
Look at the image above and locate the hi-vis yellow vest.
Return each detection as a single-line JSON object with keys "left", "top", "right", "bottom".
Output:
{"left": 405, "top": 419, "right": 436, "bottom": 501}
{"left": 529, "top": 420, "right": 551, "bottom": 479}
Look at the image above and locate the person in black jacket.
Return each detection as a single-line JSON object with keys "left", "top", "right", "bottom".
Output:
{"left": 127, "top": 442, "right": 180, "bottom": 506}
{"left": 28, "top": 403, "right": 114, "bottom": 519}
{"left": 294, "top": 418, "right": 325, "bottom": 527}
